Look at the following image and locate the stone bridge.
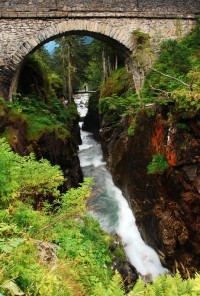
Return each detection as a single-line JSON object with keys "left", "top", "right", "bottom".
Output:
{"left": 0, "top": 0, "right": 199, "bottom": 99}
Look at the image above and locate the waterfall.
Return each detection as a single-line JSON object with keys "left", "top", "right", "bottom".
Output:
{"left": 75, "top": 93, "right": 167, "bottom": 281}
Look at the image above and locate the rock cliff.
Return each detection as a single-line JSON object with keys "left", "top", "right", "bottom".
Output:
{"left": 100, "top": 105, "right": 200, "bottom": 275}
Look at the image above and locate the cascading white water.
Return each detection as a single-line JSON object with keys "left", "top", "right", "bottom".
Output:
{"left": 75, "top": 93, "right": 167, "bottom": 281}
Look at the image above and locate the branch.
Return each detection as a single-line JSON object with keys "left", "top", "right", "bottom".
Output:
{"left": 150, "top": 67, "right": 192, "bottom": 89}
{"left": 149, "top": 84, "right": 172, "bottom": 99}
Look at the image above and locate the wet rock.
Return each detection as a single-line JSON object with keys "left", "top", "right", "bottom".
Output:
{"left": 109, "top": 238, "right": 138, "bottom": 291}
{"left": 83, "top": 93, "right": 100, "bottom": 141}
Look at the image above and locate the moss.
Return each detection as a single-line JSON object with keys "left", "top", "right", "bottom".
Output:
{"left": 26, "top": 115, "right": 70, "bottom": 141}
{"left": 132, "top": 29, "right": 151, "bottom": 49}
{"left": 147, "top": 153, "right": 170, "bottom": 175}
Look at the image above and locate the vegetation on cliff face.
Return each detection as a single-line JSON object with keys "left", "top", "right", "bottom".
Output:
{"left": 97, "top": 22, "right": 200, "bottom": 281}
{"left": 99, "top": 21, "right": 200, "bottom": 151}
{"left": 6, "top": 95, "right": 78, "bottom": 142}
{"left": 142, "top": 21, "right": 200, "bottom": 117}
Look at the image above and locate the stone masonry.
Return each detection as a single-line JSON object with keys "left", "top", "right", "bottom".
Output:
{"left": 0, "top": 0, "right": 199, "bottom": 98}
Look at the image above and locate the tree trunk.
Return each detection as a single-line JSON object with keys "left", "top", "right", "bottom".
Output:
{"left": 67, "top": 43, "right": 73, "bottom": 104}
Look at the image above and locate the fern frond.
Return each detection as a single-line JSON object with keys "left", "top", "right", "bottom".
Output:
{"left": 152, "top": 274, "right": 166, "bottom": 296}
{"left": 92, "top": 271, "right": 125, "bottom": 296}
{"left": 129, "top": 272, "right": 200, "bottom": 296}
{"left": 107, "top": 271, "right": 125, "bottom": 296}
{"left": 129, "top": 277, "right": 145, "bottom": 296}
{"left": 191, "top": 273, "right": 200, "bottom": 295}
{"left": 92, "top": 282, "right": 108, "bottom": 296}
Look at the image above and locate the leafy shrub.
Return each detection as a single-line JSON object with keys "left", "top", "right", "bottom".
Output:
{"left": 99, "top": 92, "right": 141, "bottom": 125}
{"left": 147, "top": 153, "right": 169, "bottom": 174}
{"left": 171, "top": 88, "right": 200, "bottom": 116}
{"left": 99, "top": 94, "right": 131, "bottom": 124}
{"left": 0, "top": 139, "right": 64, "bottom": 207}
{"left": 0, "top": 177, "right": 115, "bottom": 296}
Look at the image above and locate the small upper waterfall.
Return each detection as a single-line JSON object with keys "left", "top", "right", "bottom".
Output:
{"left": 75, "top": 93, "right": 167, "bottom": 281}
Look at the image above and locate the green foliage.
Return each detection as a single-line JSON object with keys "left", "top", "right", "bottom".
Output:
{"left": 129, "top": 272, "right": 200, "bottom": 296}
{"left": 176, "top": 122, "right": 189, "bottom": 130}
{"left": 99, "top": 94, "right": 132, "bottom": 124}
{"left": 6, "top": 95, "right": 78, "bottom": 141}
{"left": 0, "top": 177, "right": 115, "bottom": 296}
{"left": 142, "top": 22, "right": 200, "bottom": 117}
{"left": 49, "top": 72, "right": 64, "bottom": 98}
{"left": 93, "top": 271, "right": 200, "bottom": 296}
{"left": 86, "top": 39, "right": 124, "bottom": 90}
{"left": 171, "top": 88, "right": 200, "bottom": 117}
{"left": 0, "top": 138, "right": 64, "bottom": 207}
{"left": 0, "top": 134, "right": 114, "bottom": 294}
{"left": 18, "top": 52, "right": 54, "bottom": 100}
{"left": 86, "top": 40, "right": 104, "bottom": 90}
{"left": 128, "top": 118, "right": 137, "bottom": 137}
{"left": 100, "top": 68, "right": 132, "bottom": 98}
{"left": 53, "top": 36, "right": 90, "bottom": 93}
{"left": 59, "top": 178, "right": 94, "bottom": 216}
{"left": 132, "top": 29, "right": 151, "bottom": 50}
{"left": 155, "top": 40, "right": 191, "bottom": 75}
{"left": 147, "top": 153, "right": 169, "bottom": 175}
{"left": 92, "top": 271, "right": 124, "bottom": 296}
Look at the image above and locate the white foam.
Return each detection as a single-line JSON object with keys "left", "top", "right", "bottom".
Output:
{"left": 74, "top": 93, "right": 89, "bottom": 118}
{"left": 115, "top": 190, "right": 166, "bottom": 279}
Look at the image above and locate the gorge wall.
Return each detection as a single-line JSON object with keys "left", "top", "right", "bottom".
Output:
{"left": 99, "top": 105, "right": 200, "bottom": 275}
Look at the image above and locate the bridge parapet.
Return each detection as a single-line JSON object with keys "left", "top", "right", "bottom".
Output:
{"left": 0, "top": 0, "right": 199, "bottom": 16}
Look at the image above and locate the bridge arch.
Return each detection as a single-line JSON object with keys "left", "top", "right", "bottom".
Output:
{"left": 9, "top": 19, "right": 133, "bottom": 99}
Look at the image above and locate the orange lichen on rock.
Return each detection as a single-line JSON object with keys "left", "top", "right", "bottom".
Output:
{"left": 166, "top": 149, "right": 176, "bottom": 166}
{"left": 151, "top": 119, "right": 165, "bottom": 154}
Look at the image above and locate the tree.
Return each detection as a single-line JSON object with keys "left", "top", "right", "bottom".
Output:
{"left": 52, "top": 35, "right": 89, "bottom": 101}
{"left": 86, "top": 39, "right": 124, "bottom": 90}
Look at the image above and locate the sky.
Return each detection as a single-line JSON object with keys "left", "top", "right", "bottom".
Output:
{"left": 45, "top": 41, "right": 57, "bottom": 54}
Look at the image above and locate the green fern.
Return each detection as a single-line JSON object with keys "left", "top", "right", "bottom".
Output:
{"left": 128, "top": 272, "right": 200, "bottom": 296}
{"left": 128, "top": 277, "right": 145, "bottom": 295}
{"left": 93, "top": 271, "right": 125, "bottom": 296}
{"left": 193, "top": 273, "right": 200, "bottom": 294}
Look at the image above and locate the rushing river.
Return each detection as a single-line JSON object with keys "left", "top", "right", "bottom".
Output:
{"left": 75, "top": 93, "right": 167, "bottom": 281}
